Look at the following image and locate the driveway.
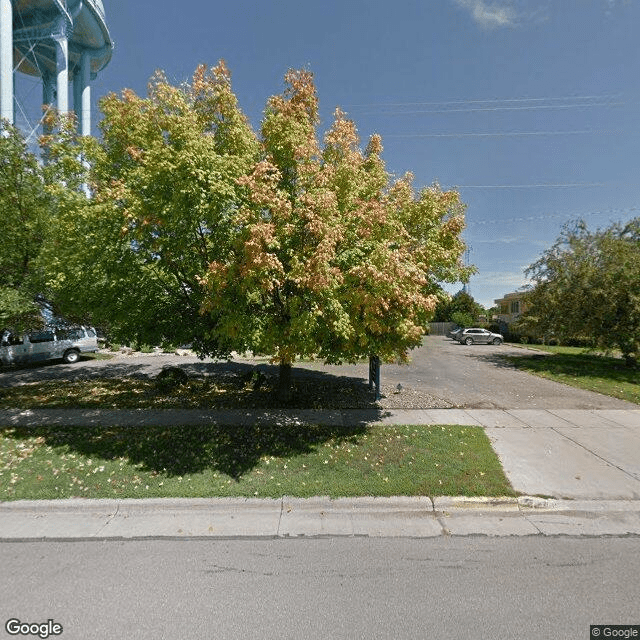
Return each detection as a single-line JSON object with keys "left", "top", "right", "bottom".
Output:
{"left": 372, "top": 336, "right": 637, "bottom": 410}
{"left": 289, "top": 335, "right": 636, "bottom": 410}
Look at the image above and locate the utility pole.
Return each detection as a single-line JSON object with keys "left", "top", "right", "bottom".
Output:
{"left": 462, "top": 244, "right": 472, "bottom": 297}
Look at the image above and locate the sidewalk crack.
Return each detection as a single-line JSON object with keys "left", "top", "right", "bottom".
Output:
{"left": 276, "top": 497, "right": 284, "bottom": 536}
{"left": 93, "top": 501, "right": 120, "bottom": 537}
{"left": 551, "top": 427, "right": 640, "bottom": 482}
{"left": 430, "top": 497, "right": 451, "bottom": 536}
{"left": 517, "top": 502, "right": 544, "bottom": 535}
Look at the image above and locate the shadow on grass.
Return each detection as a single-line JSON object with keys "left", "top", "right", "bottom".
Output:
{"left": 2, "top": 422, "right": 372, "bottom": 480}
{"left": 468, "top": 350, "right": 639, "bottom": 402}
{"left": 501, "top": 352, "right": 638, "bottom": 381}
{"left": 0, "top": 358, "right": 385, "bottom": 410}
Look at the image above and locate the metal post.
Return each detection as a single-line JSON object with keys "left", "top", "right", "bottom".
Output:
{"left": 0, "top": 0, "right": 13, "bottom": 124}
{"left": 369, "top": 355, "right": 381, "bottom": 400}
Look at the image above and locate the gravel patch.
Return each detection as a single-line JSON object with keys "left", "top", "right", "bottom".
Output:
{"left": 211, "top": 374, "right": 455, "bottom": 410}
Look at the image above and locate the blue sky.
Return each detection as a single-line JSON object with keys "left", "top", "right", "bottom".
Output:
{"left": 15, "top": 0, "right": 640, "bottom": 308}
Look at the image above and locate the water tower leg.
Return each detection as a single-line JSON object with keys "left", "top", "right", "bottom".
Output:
{"left": 0, "top": 0, "right": 13, "bottom": 124}
{"left": 53, "top": 30, "right": 69, "bottom": 115}
{"left": 73, "top": 68, "right": 81, "bottom": 128}
{"left": 73, "top": 51, "right": 91, "bottom": 135}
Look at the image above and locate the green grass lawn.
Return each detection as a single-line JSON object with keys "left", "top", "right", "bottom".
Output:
{"left": 504, "top": 346, "right": 639, "bottom": 404}
{"left": 0, "top": 423, "right": 515, "bottom": 501}
{"left": 509, "top": 344, "right": 589, "bottom": 355}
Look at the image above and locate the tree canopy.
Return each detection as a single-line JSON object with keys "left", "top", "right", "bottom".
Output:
{"left": 39, "top": 63, "right": 259, "bottom": 354}
{"left": 433, "top": 290, "right": 482, "bottom": 325}
{"left": 0, "top": 121, "right": 50, "bottom": 331}
{"left": 519, "top": 219, "right": 640, "bottom": 366}
{"left": 40, "top": 62, "right": 471, "bottom": 396}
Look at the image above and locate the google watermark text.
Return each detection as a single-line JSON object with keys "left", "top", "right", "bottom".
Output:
{"left": 5, "top": 619, "right": 63, "bottom": 639}
{"left": 591, "top": 626, "right": 640, "bottom": 639}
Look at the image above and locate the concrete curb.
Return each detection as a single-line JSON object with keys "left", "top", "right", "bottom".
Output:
{"left": 2, "top": 496, "right": 640, "bottom": 539}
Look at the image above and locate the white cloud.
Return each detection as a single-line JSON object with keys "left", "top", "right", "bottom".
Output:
{"left": 473, "top": 270, "right": 532, "bottom": 288}
{"left": 604, "top": 0, "right": 632, "bottom": 16}
{"left": 451, "top": 0, "right": 549, "bottom": 29}
{"left": 473, "top": 236, "right": 526, "bottom": 245}
{"left": 452, "top": 0, "right": 519, "bottom": 28}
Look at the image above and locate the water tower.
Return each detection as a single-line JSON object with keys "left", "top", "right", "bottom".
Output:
{"left": 0, "top": 0, "right": 113, "bottom": 138}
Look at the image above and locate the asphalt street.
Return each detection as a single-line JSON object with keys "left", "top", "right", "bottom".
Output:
{"left": 1, "top": 537, "right": 639, "bottom": 640}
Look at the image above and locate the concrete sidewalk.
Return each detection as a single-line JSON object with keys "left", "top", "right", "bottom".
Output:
{"left": 2, "top": 406, "right": 639, "bottom": 428}
{"left": 1, "top": 408, "right": 639, "bottom": 538}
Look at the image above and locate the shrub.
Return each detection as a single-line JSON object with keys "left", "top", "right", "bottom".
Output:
{"left": 155, "top": 366, "right": 189, "bottom": 392}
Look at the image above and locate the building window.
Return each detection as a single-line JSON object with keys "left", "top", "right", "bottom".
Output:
{"left": 510, "top": 301, "right": 520, "bottom": 314}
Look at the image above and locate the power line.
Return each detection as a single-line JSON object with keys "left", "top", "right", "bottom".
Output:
{"left": 466, "top": 205, "right": 640, "bottom": 227}
{"left": 344, "top": 93, "right": 623, "bottom": 108}
{"left": 360, "top": 102, "right": 626, "bottom": 116}
{"left": 382, "top": 129, "right": 623, "bottom": 138}
{"left": 448, "top": 181, "right": 632, "bottom": 189}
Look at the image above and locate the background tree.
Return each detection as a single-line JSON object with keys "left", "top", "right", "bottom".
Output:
{"left": 0, "top": 121, "right": 50, "bottom": 331}
{"left": 450, "top": 311, "right": 475, "bottom": 328}
{"left": 521, "top": 219, "right": 640, "bottom": 366}
{"left": 433, "top": 290, "right": 482, "bottom": 324}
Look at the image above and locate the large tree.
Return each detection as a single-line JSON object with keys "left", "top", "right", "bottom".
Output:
{"left": 0, "top": 121, "right": 50, "bottom": 331}
{"left": 40, "top": 63, "right": 259, "bottom": 353}
{"left": 42, "top": 63, "right": 471, "bottom": 397}
{"left": 521, "top": 219, "right": 640, "bottom": 366}
{"left": 199, "top": 69, "right": 470, "bottom": 397}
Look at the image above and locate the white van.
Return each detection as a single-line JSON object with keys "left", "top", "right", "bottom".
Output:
{"left": 0, "top": 326, "right": 99, "bottom": 366}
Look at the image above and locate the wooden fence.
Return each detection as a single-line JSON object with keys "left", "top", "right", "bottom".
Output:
{"left": 428, "top": 322, "right": 457, "bottom": 336}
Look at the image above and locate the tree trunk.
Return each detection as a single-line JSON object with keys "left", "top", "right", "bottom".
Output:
{"left": 277, "top": 361, "right": 293, "bottom": 403}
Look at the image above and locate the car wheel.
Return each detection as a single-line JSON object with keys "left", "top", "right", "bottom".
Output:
{"left": 63, "top": 349, "right": 80, "bottom": 364}
{"left": 492, "top": 338, "right": 503, "bottom": 345}
{"left": 464, "top": 337, "right": 474, "bottom": 345}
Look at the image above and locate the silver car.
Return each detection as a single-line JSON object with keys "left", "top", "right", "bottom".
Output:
{"left": 457, "top": 328, "right": 504, "bottom": 345}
